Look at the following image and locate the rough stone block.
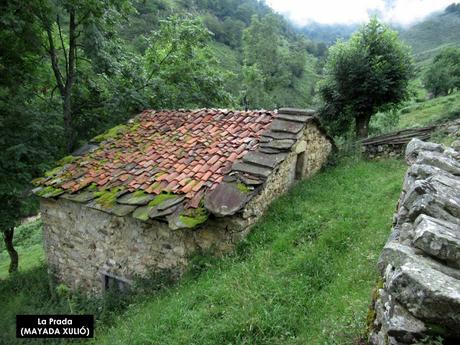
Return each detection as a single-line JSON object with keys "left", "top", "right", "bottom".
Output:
{"left": 232, "top": 162, "right": 272, "bottom": 178}
{"left": 242, "top": 151, "right": 288, "bottom": 168}
{"left": 269, "top": 119, "right": 305, "bottom": 134}
{"left": 204, "top": 182, "right": 250, "bottom": 217}
{"left": 386, "top": 260, "right": 460, "bottom": 336}
{"left": 413, "top": 215, "right": 460, "bottom": 266}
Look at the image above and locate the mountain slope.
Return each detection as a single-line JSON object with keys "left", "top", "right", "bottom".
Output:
{"left": 120, "top": 0, "right": 320, "bottom": 109}
{"left": 400, "top": 4, "right": 460, "bottom": 66}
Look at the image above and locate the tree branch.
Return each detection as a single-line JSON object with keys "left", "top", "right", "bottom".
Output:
{"left": 57, "top": 14, "right": 69, "bottom": 79}
{"left": 45, "top": 25, "right": 65, "bottom": 96}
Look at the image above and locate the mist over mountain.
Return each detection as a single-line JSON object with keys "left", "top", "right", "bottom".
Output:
{"left": 400, "top": 3, "right": 460, "bottom": 63}
{"left": 292, "top": 2, "right": 460, "bottom": 56}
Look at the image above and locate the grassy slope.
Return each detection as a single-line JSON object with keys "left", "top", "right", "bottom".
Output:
{"left": 398, "top": 92, "right": 460, "bottom": 129}
{"left": 92, "top": 159, "right": 405, "bottom": 345}
{"left": 0, "top": 159, "right": 406, "bottom": 344}
{"left": 0, "top": 220, "right": 44, "bottom": 279}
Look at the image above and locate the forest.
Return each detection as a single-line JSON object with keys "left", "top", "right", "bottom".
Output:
{"left": 1, "top": 1, "right": 460, "bottom": 344}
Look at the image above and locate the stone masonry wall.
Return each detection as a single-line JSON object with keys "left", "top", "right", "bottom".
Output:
{"left": 368, "top": 138, "right": 460, "bottom": 344}
{"left": 40, "top": 121, "right": 332, "bottom": 293}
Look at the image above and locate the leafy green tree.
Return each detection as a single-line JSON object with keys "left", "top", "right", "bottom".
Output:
{"left": 424, "top": 47, "right": 460, "bottom": 97}
{"left": 143, "top": 16, "right": 233, "bottom": 108}
{"left": 242, "top": 14, "right": 311, "bottom": 109}
{"left": 0, "top": 0, "right": 63, "bottom": 273}
{"left": 33, "top": 0, "right": 134, "bottom": 151}
{"left": 319, "top": 18, "right": 413, "bottom": 138}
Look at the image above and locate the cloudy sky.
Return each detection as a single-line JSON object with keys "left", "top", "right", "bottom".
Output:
{"left": 266, "top": 0, "right": 454, "bottom": 26}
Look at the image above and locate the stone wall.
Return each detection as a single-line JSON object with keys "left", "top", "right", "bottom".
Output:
{"left": 362, "top": 119, "right": 460, "bottom": 160}
{"left": 40, "top": 121, "right": 332, "bottom": 293}
{"left": 368, "top": 138, "right": 460, "bottom": 344}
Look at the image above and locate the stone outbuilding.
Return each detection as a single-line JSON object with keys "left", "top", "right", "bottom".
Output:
{"left": 33, "top": 108, "right": 333, "bottom": 293}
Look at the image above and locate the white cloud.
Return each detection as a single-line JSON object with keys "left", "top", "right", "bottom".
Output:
{"left": 266, "top": 0, "right": 453, "bottom": 26}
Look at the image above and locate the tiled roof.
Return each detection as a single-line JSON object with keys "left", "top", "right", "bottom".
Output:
{"left": 33, "top": 108, "right": 326, "bottom": 229}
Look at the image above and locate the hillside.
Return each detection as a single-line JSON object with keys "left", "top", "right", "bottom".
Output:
{"left": 120, "top": 0, "right": 320, "bottom": 109}
{"left": 400, "top": 3, "right": 460, "bottom": 67}
{"left": 298, "top": 22, "right": 357, "bottom": 45}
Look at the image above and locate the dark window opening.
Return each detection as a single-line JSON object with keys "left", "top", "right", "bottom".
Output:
{"left": 295, "top": 152, "right": 306, "bottom": 180}
{"left": 102, "top": 272, "right": 130, "bottom": 292}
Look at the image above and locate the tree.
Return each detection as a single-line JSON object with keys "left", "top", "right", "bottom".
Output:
{"left": 33, "top": 0, "right": 133, "bottom": 152}
{"left": 242, "top": 14, "right": 310, "bottom": 109}
{"left": 319, "top": 18, "right": 413, "bottom": 138}
{"left": 143, "top": 16, "right": 233, "bottom": 108}
{"left": 0, "top": 0, "right": 63, "bottom": 273}
{"left": 424, "top": 47, "right": 460, "bottom": 97}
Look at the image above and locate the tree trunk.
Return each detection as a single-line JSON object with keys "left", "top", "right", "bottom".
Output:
{"left": 63, "top": 96, "right": 75, "bottom": 152}
{"left": 355, "top": 113, "right": 371, "bottom": 138}
{"left": 3, "top": 228, "right": 18, "bottom": 273}
{"left": 64, "top": 7, "right": 77, "bottom": 152}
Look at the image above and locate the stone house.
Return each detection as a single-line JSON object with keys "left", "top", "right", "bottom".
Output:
{"left": 33, "top": 108, "right": 333, "bottom": 293}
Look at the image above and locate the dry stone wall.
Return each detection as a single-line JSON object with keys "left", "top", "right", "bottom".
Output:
{"left": 369, "top": 138, "right": 460, "bottom": 344}
{"left": 40, "top": 121, "right": 332, "bottom": 293}
{"left": 362, "top": 120, "right": 460, "bottom": 159}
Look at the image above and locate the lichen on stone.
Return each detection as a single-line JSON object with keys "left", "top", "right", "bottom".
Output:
{"left": 94, "top": 187, "right": 124, "bottom": 208}
{"left": 236, "top": 182, "right": 251, "bottom": 193}
{"left": 86, "top": 183, "right": 98, "bottom": 192}
{"left": 179, "top": 207, "right": 208, "bottom": 228}
{"left": 92, "top": 124, "right": 127, "bottom": 143}
{"left": 133, "top": 190, "right": 146, "bottom": 198}
{"left": 45, "top": 166, "right": 65, "bottom": 177}
{"left": 36, "top": 186, "right": 64, "bottom": 198}
{"left": 58, "top": 155, "right": 77, "bottom": 165}
{"left": 148, "top": 192, "right": 176, "bottom": 207}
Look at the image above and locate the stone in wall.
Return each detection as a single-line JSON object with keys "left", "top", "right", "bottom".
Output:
{"left": 369, "top": 138, "right": 460, "bottom": 345}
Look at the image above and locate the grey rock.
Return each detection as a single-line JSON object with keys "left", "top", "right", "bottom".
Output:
{"left": 259, "top": 147, "right": 283, "bottom": 154}
{"left": 204, "top": 182, "right": 250, "bottom": 217}
{"left": 117, "top": 192, "right": 155, "bottom": 205}
{"left": 415, "top": 150, "right": 460, "bottom": 176}
{"left": 72, "top": 143, "right": 99, "bottom": 156}
{"left": 413, "top": 215, "right": 460, "bottom": 267}
{"left": 278, "top": 107, "right": 315, "bottom": 116}
{"left": 405, "top": 138, "right": 443, "bottom": 165}
{"left": 444, "top": 147, "right": 460, "bottom": 161}
{"left": 260, "top": 130, "right": 301, "bottom": 140}
{"left": 378, "top": 241, "right": 460, "bottom": 281}
{"left": 237, "top": 174, "right": 264, "bottom": 186}
{"left": 242, "top": 151, "right": 288, "bottom": 168}
{"left": 377, "top": 289, "right": 426, "bottom": 343}
{"left": 156, "top": 196, "right": 185, "bottom": 211}
{"left": 269, "top": 119, "right": 305, "bottom": 134}
{"left": 149, "top": 205, "right": 178, "bottom": 218}
{"left": 451, "top": 140, "right": 460, "bottom": 152}
{"left": 260, "top": 139, "right": 295, "bottom": 150}
{"left": 386, "top": 260, "right": 460, "bottom": 336}
{"left": 86, "top": 201, "right": 136, "bottom": 217}
{"left": 276, "top": 114, "right": 312, "bottom": 123}
{"left": 232, "top": 162, "right": 272, "bottom": 178}
{"left": 401, "top": 177, "right": 460, "bottom": 224}
{"left": 60, "top": 191, "right": 95, "bottom": 203}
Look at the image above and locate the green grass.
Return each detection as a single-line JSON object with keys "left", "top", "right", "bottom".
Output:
{"left": 0, "top": 220, "right": 44, "bottom": 279}
{"left": 0, "top": 159, "right": 406, "bottom": 345}
{"left": 398, "top": 92, "right": 460, "bottom": 129}
{"left": 93, "top": 158, "right": 405, "bottom": 345}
